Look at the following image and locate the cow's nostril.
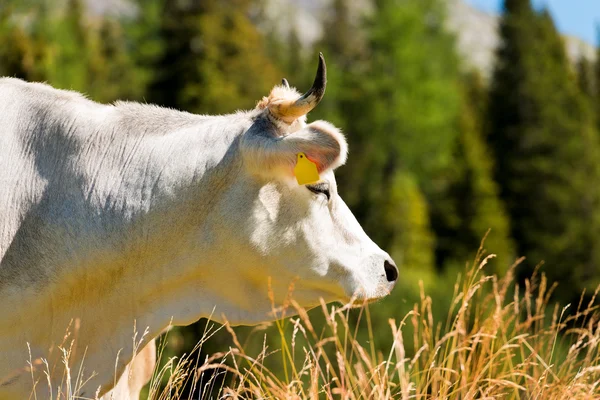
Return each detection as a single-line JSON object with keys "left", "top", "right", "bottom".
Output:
{"left": 384, "top": 259, "right": 398, "bottom": 282}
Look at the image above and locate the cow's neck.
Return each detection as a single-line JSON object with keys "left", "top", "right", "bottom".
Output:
{"left": 0, "top": 104, "right": 266, "bottom": 396}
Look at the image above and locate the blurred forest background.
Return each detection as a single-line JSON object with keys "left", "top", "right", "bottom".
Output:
{"left": 3, "top": 0, "right": 600, "bottom": 395}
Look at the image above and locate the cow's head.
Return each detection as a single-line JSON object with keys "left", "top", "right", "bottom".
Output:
{"left": 202, "top": 54, "right": 397, "bottom": 320}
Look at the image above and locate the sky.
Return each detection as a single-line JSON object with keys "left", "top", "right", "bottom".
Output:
{"left": 465, "top": 0, "right": 600, "bottom": 45}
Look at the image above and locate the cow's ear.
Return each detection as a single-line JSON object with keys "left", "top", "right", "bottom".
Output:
{"left": 241, "top": 120, "right": 348, "bottom": 179}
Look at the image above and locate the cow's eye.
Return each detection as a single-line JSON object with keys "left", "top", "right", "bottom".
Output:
{"left": 306, "top": 182, "right": 331, "bottom": 201}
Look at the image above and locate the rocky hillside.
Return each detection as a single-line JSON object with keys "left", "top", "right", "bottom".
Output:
{"left": 446, "top": 0, "right": 596, "bottom": 78}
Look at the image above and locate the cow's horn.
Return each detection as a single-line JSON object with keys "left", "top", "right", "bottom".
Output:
{"left": 270, "top": 53, "right": 327, "bottom": 122}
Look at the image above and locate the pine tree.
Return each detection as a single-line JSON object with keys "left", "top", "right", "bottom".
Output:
{"left": 488, "top": 0, "right": 600, "bottom": 299}
{"left": 124, "top": 0, "right": 165, "bottom": 100}
{"left": 0, "top": 2, "right": 46, "bottom": 81}
{"left": 88, "top": 18, "right": 143, "bottom": 102}
{"left": 261, "top": 21, "right": 308, "bottom": 92}
{"left": 146, "top": 0, "right": 201, "bottom": 109}
{"left": 595, "top": 29, "right": 600, "bottom": 128}
{"left": 0, "top": 7, "right": 33, "bottom": 79}
{"left": 432, "top": 72, "right": 515, "bottom": 273}
{"left": 148, "top": 0, "right": 281, "bottom": 114}
{"left": 378, "top": 171, "right": 435, "bottom": 272}
{"left": 44, "top": 0, "right": 91, "bottom": 92}
{"left": 319, "top": 0, "right": 364, "bottom": 71}
{"left": 331, "top": 0, "right": 461, "bottom": 274}
{"left": 577, "top": 56, "right": 595, "bottom": 100}
{"left": 363, "top": 0, "right": 461, "bottom": 193}
{"left": 312, "top": 0, "right": 366, "bottom": 134}
{"left": 284, "top": 26, "right": 309, "bottom": 86}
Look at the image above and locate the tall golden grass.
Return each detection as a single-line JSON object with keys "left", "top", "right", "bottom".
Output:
{"left": 15, "top": 244, "right": 600, "bottom": 399}
{"left": 148, "top": 246, "right": 600, "bottom": 399}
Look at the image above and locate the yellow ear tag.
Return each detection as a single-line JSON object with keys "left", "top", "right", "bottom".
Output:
{"left": 294, "top": 152, "right": 320, "bottom": 185}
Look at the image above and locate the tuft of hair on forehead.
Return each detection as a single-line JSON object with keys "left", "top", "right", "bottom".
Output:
{"left": 256, "top": 84, "right": 303, "bottom": 111}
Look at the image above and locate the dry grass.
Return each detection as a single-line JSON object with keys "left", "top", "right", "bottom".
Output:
{"left": 149, "top": 247, "right": 600, "bottom": 399}
{"left": 12, "top": 243, "right": 600, "bottom": 399}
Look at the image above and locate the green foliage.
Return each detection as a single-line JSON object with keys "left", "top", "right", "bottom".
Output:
{"left": 0, "top": 8, "right": 30, "bottom": 78}
{"left": 1, "top": 0, "right": 144, "bottom": 101}
{"left": 431, "top": 72, "right": 515, "bottom": 274}
{"left": 44, "top": 0, "right": 91, "bottom": 91}
{"left": 148, "top": 0, "right": 281, "bottom": 114}
{"left": 577, "top": 56, "right": 595, "bottom": 100}
{"left": 489, "top": 0, "right": 600, "bottom": 300}
{"left": 282, "top": 27, "right": 309, "bottom": 86}
{"left": 87, "top": 18, "right": 145, "bottom": 102}
{"left": 384, "top": 172, "right": 435, "bottom": 272}
{"left": 0, "top": 5, "right": 46, "bottom": 80}
{"left": 363, "top": 0, "right": 461, "bottom": 191}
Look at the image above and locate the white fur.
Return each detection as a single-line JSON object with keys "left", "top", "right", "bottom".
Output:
{"left": 0, "top": 78, "right": 395, "bottom": 399}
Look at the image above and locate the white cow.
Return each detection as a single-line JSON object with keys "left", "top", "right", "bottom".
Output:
{"left": 0, "top": 55, "right": 397, "bottom": 399}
